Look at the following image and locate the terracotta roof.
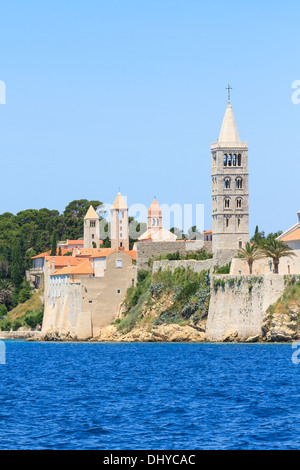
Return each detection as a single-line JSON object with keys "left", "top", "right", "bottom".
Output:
{"left": 32, "top": 249, "right": 69, "bottom": 259}
{"left": 76, "top": 248, "right": 107, "bottom": 257}
{"left": 67, "top": 239, "right": 84, "bottom": 245}
{"left": 44, "top": 256, "right": 84, "bottom": 267}
{"left": 51, "top": 260, "right": 94, "bottom": 277}
{"left": 89, "top": 248, "right": 137, "bottom": 261}
{"left": 204, "top": 229, "right": 212, "bottom": 234}
{"left": 280, "top": 228, "right": 300, "bottom": 242}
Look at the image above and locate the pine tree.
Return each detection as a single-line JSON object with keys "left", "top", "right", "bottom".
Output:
{"left": 50, "top": 231, "right": 57, "bottom": 256}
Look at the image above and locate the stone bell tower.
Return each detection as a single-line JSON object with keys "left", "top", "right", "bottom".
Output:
{"left": 211, "top": 88, "right": 249, "bottom": 253}
{"left": 84, "top": 205, "right": 100, "bottom": 248}
{"left": 110, "top": 191, "right": 129, "bottom": 251}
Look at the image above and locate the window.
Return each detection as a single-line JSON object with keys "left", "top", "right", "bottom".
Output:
{"left": 228, "top": 154, "right": 232, "bottom": 166}
{"left": 120, "top": 242, "right": 123, "bottom": 247}
{"left": 117, "top": 289, "right": 121, "bottom": 294}
{"left": 233, "top": 154, "right": 237, "bottom": 166}
{"left": 239, "top": 241, "right": 242, "bottom": 249}
{"left": 90, "top": 221, "right": 96, "bottom": 228}
{"left": 116, "top": 259, "right": 122, "bottom": 268}
{"left": 226, "top": 218, "right": 229, "bottom": 228}
{"left": 236, "top": 198, "right": 242, "bottom": 208}
{"left": 224, "top": 178, "right": 231, "bottom": 189}
{"left": 238, "top": 154, "right": 241, "bottom": 166}
{"left": 92, "top": 234, "right": 94, "bottom": 239}
{"left": 236, "top": 178, "right": 243, "bottom": 189}
{"left": 224, "top": 198, "right": 230, "bottom": 208}
{"left": 224, "top": 154, "right": 227, "bottom": 166}
{"left": 238, "top": 218, "right": 241, "bottom": 228}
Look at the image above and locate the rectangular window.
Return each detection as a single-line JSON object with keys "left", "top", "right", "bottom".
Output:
{"left": 116, "top": 259, "right": 122, "bottom": 268}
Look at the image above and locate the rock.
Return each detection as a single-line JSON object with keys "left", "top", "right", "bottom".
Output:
{"left": 245, "top": 335, "right": 260, "bottom": 343}
{"left": 222, "top": 330, "right": 239, "bottom": 342}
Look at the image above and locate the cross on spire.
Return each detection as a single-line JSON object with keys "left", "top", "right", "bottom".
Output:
{"left": 226, "top": 84, "right": 232, "bottom": 104}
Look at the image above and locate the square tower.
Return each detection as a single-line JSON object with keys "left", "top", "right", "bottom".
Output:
{"left": 211, "top": 100, "right": 249, "bottom": 253}
{"left": 110, "top": 192, "right": 129, "bottom": 251}
{"left": 84, "top": 205, "right": 100, "bottom": 248}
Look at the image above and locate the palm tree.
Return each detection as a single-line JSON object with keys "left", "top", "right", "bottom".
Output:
{"left": 261, "top": 239, "right": 296, "bottom": 274}
{"left": 0, "top": 279, "right": 14, "bottom": 305}
{"left": 238, "top": 242, "right": 264, "bottom": 274}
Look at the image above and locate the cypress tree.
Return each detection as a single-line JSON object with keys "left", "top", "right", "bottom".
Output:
{"left": 50, "top": 231, "right": 57, "bottom": 256}
{"left": 11, "top": 239, "right": 25, "bottom": 292}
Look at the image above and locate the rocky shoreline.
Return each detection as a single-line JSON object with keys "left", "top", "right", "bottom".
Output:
{"left": 1, "top": 303, "right": 299, "bottom": 344}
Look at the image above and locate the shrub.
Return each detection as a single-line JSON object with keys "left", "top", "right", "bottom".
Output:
{"left": 23, "top": 310, "right": 43, "bottom": 329}
{"left": 214, "top": 262, "right": 231, "bottom": 274}
{"left": 12, "top": 320, "right": 22, "bottom": 331}
{"left": 0, "top": 304, "right": 8, "bottom": 318}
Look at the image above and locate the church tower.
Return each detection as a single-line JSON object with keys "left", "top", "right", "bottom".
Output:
{"left": 84, "top": 205, "right": 100, "bottom": 248}
{"left": 147, "top": 198, "right": 163, "bottom": 232}
{"left": 110, "top": 192, "right": 129, "bottom": 251}
{"left": 211, "top": 90, "right": 249, "bottom": 253}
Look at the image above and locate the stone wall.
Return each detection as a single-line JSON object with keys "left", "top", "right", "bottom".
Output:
{"left": 206, "top": 274, "right": 286, "bottom": 341}
{"left": 230, "top": 250, "right": 300, "bottom": 276}
{"left": 136, "top": 240, "right": 211, "bottom": 271}
{"left": 152, "top": 258, "right": 214, "bottom": 274}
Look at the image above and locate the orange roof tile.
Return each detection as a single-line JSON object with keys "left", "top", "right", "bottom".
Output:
{"left": 204, "top": 229, "right": 212, "bottom": 234}
{"left": 51, "top": 260, "right": 94, "bottom": 276}
{"left": 44, "top": 256, "right": 84, "bottom": 267}
{"left": 66, "top": 239, "right": 84, "bottom": 245}
{"left": 88, "top": 248, "right": 137, "bottom": 261}
{"left": 280, "top": 228, "right": 300, "bottom": 242}
{"left": 89, "top": 249, "right": 117, "bottom": 259}
{"left": 32, "top": 249, "right": 69, "bottom": 259}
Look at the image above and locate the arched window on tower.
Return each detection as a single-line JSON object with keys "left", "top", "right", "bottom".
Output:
{"left": 236, "top": 178, "right": 243, "bottom": 189}
{"left": 233, "top": 154, "right": 237, "bottom": 166}
{"left": 228, "top": 154, "right": 232, "bottom": 166}
{"left": 224, "top": 198, "right": 230, "bottom": 209}
{"left": 224, "top": 178, "right": 231, "bottom": 189}
{"left": 238, "top": 154, "right": 242, "bottom": 166}
{"left": 236, "top": 198, "right": 242, "bottom": 209}
{"left": 224, "top": 154, "right": 228, "bottom": 166}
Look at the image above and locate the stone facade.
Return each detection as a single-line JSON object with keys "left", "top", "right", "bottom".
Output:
{"left": 110, "top": 192, "right": 129, "bottom": 251}
{"left": 42, "top": 251, "right": 136, "bottom": 340}
{"left": 211, "top": 102, "right": 249, "bottom": 252}
{"left": 152, "top": 258, "right": 214, "bottom": 274}
{"left": 84, "top": 206, "right": 100, "bottom": 249}
{"left": 136, "top": 240, "right": 211, "bottom": 271}
{"left": 206, "top": 274, "right": 286, "bottom": 341}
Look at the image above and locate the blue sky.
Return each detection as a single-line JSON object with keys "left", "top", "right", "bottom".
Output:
{"left": 0, "top": 0, "right": 299, "bottom": 235}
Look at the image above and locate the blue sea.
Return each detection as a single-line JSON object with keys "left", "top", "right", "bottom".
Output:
{"left": 0, "top": 341, "right": 300, "bottom": 450}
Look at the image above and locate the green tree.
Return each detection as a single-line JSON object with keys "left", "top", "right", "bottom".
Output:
{"left": 238, "top": 242, "right": 264, "bottom": 274}
{"left": 261, "top": 239, "right": 296, "bottom": 274}
{"left": 11, "top": 240, "right": 25, "bottom": 292}
{"left": 0, "top": 279, "right": 14, "bottom": 305}
{"left": 50, "top": 231, "right": 57, "bottom": 256}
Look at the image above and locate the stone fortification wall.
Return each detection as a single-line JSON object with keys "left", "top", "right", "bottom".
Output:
{"left": 137, "top": 240, "right": 211, "bottom": 271}
{"left": 152, "top": 258, "right": 214, "bottom": 274}
{"left": 206, "top": 274, "right": 286, "bottom": 341}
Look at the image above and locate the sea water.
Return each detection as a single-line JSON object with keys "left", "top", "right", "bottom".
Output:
{"left": 0, "top": 341, "right": 300, "bottom": 450}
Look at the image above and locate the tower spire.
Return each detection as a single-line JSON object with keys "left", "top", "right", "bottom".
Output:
{"left": 226, "top": 83, "right": 232, "bottom": 104}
